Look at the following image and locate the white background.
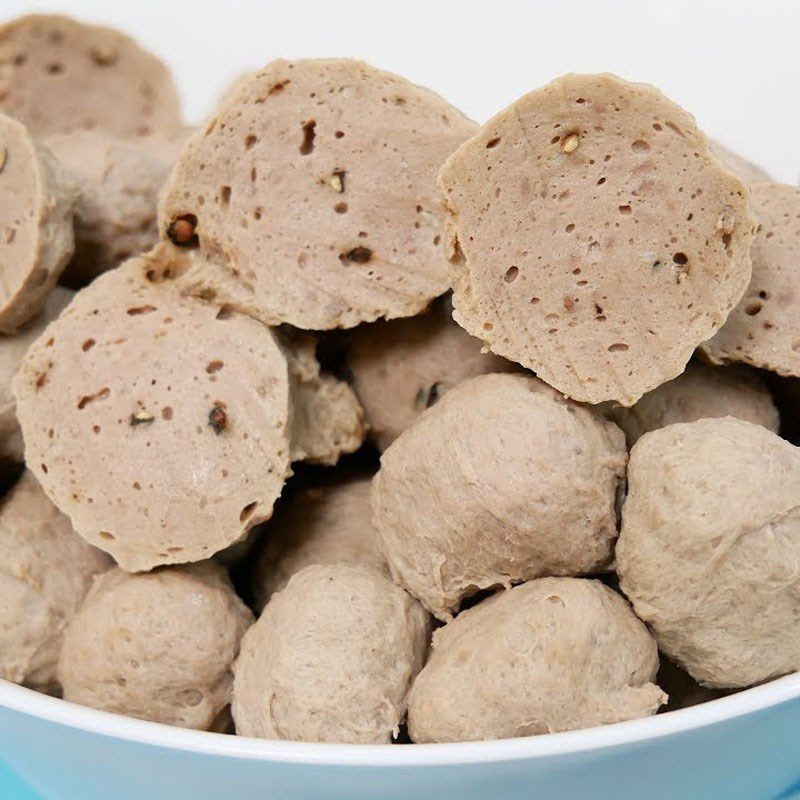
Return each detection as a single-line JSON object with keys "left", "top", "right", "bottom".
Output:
{"left": 2, "top": 0, "right": 797, "bottom": 182}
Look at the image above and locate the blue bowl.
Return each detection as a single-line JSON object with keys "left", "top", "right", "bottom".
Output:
{"left": 1, "top": 674, "right": 799, "bottom": 800}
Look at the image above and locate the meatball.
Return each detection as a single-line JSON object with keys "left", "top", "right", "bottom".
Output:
{"left": 251, "top": 477, "right": 386, "bottom": 610}
{"left": 0, "top": 471, "right": 111, "bottom": 688}
{"left": 159, "top": 59, "right": 477, "bottom": 329}
{"left": 348, "top": 299, "right": 514, "bottom": 450}
{"left": 59, "top": 563, "right": 253, "bottom": 729}
{"left": 617, "top": 417, "right": 800, "bottom": 687}
{"left": 0, "top": 287, "right": 72, "bottom": 462}
{"left": 45, "top": 130, "right": 185, "bottom": 284}
{"left": 372, "top": 373, "right": 627, "bottom": 619}
{"left": 407, "top": 578, "right": 665, "bottom": 742}
{"left": 233, "top": 564, "right": 430, "bottom": 743}
{"left": 438, "top": 73, "right": 754, "bottom": 405}
{"left": 13, "top": 250, "right": 293, "bottom": 571}
{"left": 282, "top": 329, "right": 366, "bottom": 466}
{"left": 702, "top": 183, "right": 800, "bottom": 376}
{"left": 0, "top": 112, "right": 77, "bottom": 332}
{"left": 0, "top": 14, "right": 181, "bottom": 138}
{"left": 604, "top": 361, "right": 779, "bottom": 446}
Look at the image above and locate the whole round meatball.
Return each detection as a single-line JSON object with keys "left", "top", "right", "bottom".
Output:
{"left": 46, "top": 131, "right": 183, "bottom": 285}
{"left": 251, "top": 478, "right": 386, "bottom": 610}
{"left": 407, "top": 578, "right": 665, "bottom": 742}
{"left": 372, "top": 373, "right": 627, "bottom": 619}
{"left": 348, "top": 299, "right": 514, "bottom": 450}
{"left": 0, "top": 471, "right": 111, "bottom": 689}
{"left": 604, "top": 361, "right": 779, "bottom": 446}
{"left": 59, "top": 563, "right": 253, "bottom": 729}
{"left": 617, "top": 417, "right": 800, "bottom": 688}
{"left": 233, "top": 564, "right": 431, "bottom": 743}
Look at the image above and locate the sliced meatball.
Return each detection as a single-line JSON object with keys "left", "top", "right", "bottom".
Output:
{"left": 0, "top": 112, "right": 77, "bottom": 332}
{"left": 438, "top": 73, "right": 755, "bottom": 405}
{"left": 13, "top": 249, "right": 293, "bottom": 571}
{"left": 159, "top": 59, "right": 477, "bottom": 329}
{"left": 0, "top": 14, "right": 181, "bottom": 138}
{"left": 0, "top": 286, "right": 72, "bottom": 461}
{"left": 702, "top": 183, "right": 800, "bottom": 376}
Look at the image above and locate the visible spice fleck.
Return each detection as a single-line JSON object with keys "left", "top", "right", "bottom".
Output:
{"left": 126, "top": 305, "right": 157, "bottom": 316}
{"left": 209, "top": 404, "right": 228, "bottom": 434}
{"left": 561, "top": 134, "right": 580, "bottom": 154}
{"left": 130, "top": 409, "right": 155, "bottom": 426}
{"left": 339, "top": 246, "right": 373, "bottom": 264}
{"left": 90, "top": 44, "right": 118, "bottom": 66}
{"left": 77, "top": 387, "right": 110, "bottom": 409}
{"left": 299, "top": 119, "right": 316, "bottom": 155}
{"left": 329, "top": 170, "right": 346, "bottom": 193}
{"left": 166, "top": 214, "right": 199, "bottom": 248}
{"left": 0, "top": 147, "right": 7, "bottom": 175}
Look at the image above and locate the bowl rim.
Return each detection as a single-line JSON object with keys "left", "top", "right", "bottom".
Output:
{"left": 1, "top": 671, "right": 799, "bottom": 766}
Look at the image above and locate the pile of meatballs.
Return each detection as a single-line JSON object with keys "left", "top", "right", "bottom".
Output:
{"left": 0, "top": 12, "right": 798, "bottom": 746}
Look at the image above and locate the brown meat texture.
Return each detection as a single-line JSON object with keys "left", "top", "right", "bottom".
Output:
{"left": 58, "top": 563, "right": 253, "bottom": 729}
{"left": 12, "top": 250, "right": 293, "bottom": 571}
{"left": 348, "top": 298, "right": 515, "bottom": 450}
{"left": 0, "top": 14, "right": 181, "bottom": 138}
{"left": 0, "top": 112, "right": 77, "bottom": 332}
{"left": 617, "top": 417, "right": 800, "bottom": 688}
{"left": 709, "top": 140, "right": 771, "bottom": 185}
{"left": 702, "top": 183, "right": 800, "bottom": 375}
{"left": 251, "top": 478, "right": 387, "bottom": 610}
{"left": 0, "top": 286, "right": 72, "bottom": 461}
{"left": 438, "top": 73, "right": 755, "bottom": 405}
{"left": 407, "top": 578, "right": 665, "bottom": 742}
{"left": 0, "top": 470, "right": 111, "bottom": 689}
{"left": 372, "top": 373, "right": 627, "bottom": 619}
{"left": 45, "top": 130, "right": 186, "bottom": 284}
{"left": 233, "top": 563, "right": 431, "bottom": 743}
{"left": 280, "top": 329, "right": 366, "bottom": 465}
{"left": 158, "top": 59, "right": 477, "bottom": 329}
{"left": 603, "top": 361, "right": 779, "bottom": 446}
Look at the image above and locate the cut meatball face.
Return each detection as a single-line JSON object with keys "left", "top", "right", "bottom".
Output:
{"left": 0, "top": 112, "right": 77, "bottom": 333}
{"left": 159, "top": 59, "right": 477, "bottom": 329}
{"left": 407, "top": 578, "right": 665, "bottom": 742}
{"left": 59, "top": 563, "right": 253, "bottom": 729}
{"left": 348, "top": 297, "right": 515, "bottom": 450}
{"left": 372, "top": 373, "right": 627, "bottom": 619}
{"left": 0, "top": 287, "right": 72, "bottom": 462}
{"left": 617, "top": 417, "right": 800, "bottom": 688}
{"left": 233, "top": 564, "right": 431, "bottom": 743}
{"left": 0, "top": 471, "right": 111, "bottom": 689}
{"left": 12, "top": 251, "right": 292, "bottom": 572}
{"left": 438, "top": 73, "right": 755, "bottom": 405}
{"left": 603, "top": 361, "right": 779, "bottom": 446}
{"left": 45, "top": 130, "right": 186, "bottom": 285}
{"left": 702, "top": 183, "right": 800, "bottom": 376}
{"left": 709, "top": 140, "right": 771, "bottom": 185}
{"left": 251, "top": 478, "right": 387, "bottom": 610}
{"left": 0, "top": 14, "right": 181, "bottom": 138}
